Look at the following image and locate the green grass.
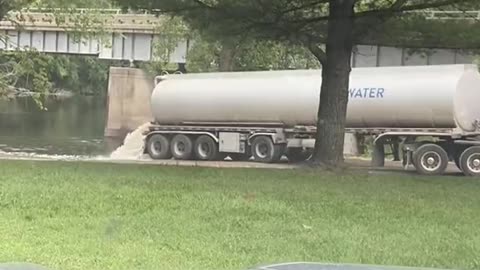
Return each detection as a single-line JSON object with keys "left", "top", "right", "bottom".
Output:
{"left": 0, "top": 160, "right": 479, "bottom": 270}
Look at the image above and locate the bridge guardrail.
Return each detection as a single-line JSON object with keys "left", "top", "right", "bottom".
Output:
{"left": 0, "top": 9, "right": 477, "bottom": 35}
{"left": 15, "top": 8, "right": 480, "bottom": 19}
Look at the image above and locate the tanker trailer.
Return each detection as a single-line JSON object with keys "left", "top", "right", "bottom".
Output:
{"left": 145, "top": 64, "right": 480, "bottom": 176}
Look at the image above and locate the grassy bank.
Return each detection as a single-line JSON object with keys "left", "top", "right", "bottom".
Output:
{"left": 0, "top": 160, "right": 479, "bottom": 270}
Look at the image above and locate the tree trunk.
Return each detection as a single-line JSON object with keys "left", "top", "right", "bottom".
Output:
{"left": 218, "top": 40, "right": 237, "bottom": 72}
{"left": 311, "top": 0, "right": 355, "bottom": 167}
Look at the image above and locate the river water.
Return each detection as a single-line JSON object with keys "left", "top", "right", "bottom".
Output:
{"left": 0, "top": 95, "right": 359, "bottom": 161}
{"left": 0, "top": 96, "right": 108, "bottom": 157}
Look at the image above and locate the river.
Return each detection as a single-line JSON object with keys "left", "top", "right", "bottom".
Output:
{"left": 0, "top": 95, "right": 108, "bottom": 157}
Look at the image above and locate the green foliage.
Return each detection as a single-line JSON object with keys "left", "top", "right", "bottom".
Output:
{"left": 24, "top": 2, "right": 114, "bottom": 44}
{"left": 233, "top": 39, "right": 320, "bottom": 71}
{"left": 49, "top": 55, "right": 113, "bottom": 96}
{"left": 0, "top": 0, "right": 115, "bottom": 99}
{"left": 0, "top": 50, "right": 111, "bottom": 97}
{"left": 0, "top": 50, "right": 52, "bottom": 93}
{"left": 186, "top": 36, "right": 320, "bottom": 73}
{"left": 139, "top": 17, "right": 189, "bottom": 75}
{"left": 115, "top": 0, "right": 480, "bottom": 54}
{"left": 0, "top": 0, "right": 33, "bottom": 19}
{"left": 370, "top": 15, "right": 480, "bottom": 49}
{"left": 139, "top": 16, "right": 320, "bottom": 74}
{"left": 152, "top": 17, "right": 189, "bottom": 64}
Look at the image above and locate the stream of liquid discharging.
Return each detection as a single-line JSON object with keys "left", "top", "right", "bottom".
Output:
{"left": 109, "top": 122, "right": 152, "bottom": 160}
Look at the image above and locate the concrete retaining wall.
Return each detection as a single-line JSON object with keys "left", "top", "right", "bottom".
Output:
{"left": 104, "top": 67, "right": 154, "bottom": 139}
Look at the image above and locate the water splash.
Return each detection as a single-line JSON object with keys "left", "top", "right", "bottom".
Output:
{"left": 0, "top": 150, "right": 92, "bottom": 161}
{"left": 109, "top": 123, "right": 152, "bottom": 160}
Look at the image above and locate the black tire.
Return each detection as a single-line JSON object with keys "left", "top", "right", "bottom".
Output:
{"left": 146, "top": 134, "right": 172, "bottom": 160}
{"left": 459, "top": 146, "right": 480, "bottom": 177}
{"left": 170, "top": 134, "right": 193, "bottom": 160}
{"left": 251, "top": 136, "right": 284, "bottom": 163}
{"left": 194, "top": 135, "right": 220, "bottom": 161}
{"left": 412, "top": 144, "right": 449, "bottom": 175}
{"left": 286, "top": 148, "right": 312, "bottom": 163}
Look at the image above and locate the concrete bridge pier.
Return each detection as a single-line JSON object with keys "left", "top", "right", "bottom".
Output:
{"left": 104, "top": 67, "right": 154, "bottom": 151}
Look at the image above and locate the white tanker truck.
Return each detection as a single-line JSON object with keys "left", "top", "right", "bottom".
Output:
{"left": 144, "top": 64, "right": 480, "bottom": 176}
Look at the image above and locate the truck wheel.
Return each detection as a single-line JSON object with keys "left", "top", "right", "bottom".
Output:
{"left": 459, "top": 146, "right": 480, "bottom": 177}
{"left": 194, "top": 135, "right": 219, "bottom": 161}
{"left": 251, "top": 136, "right": 283, "bottom": 163}
{"left": 412, "top": 144, "right": 449, "bottom": 175}
{"left": 171, "top": 134, "right": 193, "bottom": 160}
{"left": 286, "top": 148, "right": 312, "bottom": 163}
{"left": 146, "top": 134, "right": 172, "bottom": 160}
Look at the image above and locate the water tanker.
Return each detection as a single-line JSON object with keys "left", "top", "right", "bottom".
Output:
{"left": 145, "top": 65, "right": 480, "bottom": 176}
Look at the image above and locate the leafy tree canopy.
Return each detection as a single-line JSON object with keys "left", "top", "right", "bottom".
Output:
{"left": 115, "top": 0, "right": 480, "bottom": 58}
{"left": 0, "top": 0, "right": 115, "bottom": 99}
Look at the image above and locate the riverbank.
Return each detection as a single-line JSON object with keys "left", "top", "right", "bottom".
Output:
{"left": 0, "top": 160, "right": 478, "bottom": 270}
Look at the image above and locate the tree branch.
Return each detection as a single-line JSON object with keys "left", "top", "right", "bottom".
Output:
{"left": 280, "top": 0, "right": 328, "bottom": 15}
{"left": 285, "top": 0, "right": 473, "bottom": 25}
{"left": 357, "top": 0, "right": 472, "bottom": 18}
{"left": 307, "top": 43, "right": 326, "bottom": 65}
{"left": 192, "top": 0, "right": 215, "bottom": 10}
{"left": 353, "top": 0, "right": 410, "bottom": 41}
{"left": 390, "top": 0, "right": 409, "bottom": 9}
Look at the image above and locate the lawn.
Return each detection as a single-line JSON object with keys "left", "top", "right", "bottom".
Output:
{"left": 0, "top": 160, "right": 479, "bottom": 270}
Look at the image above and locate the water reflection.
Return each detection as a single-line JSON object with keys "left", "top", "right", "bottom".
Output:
{"left": 0, "top": 95, "right": 107, "bottom": 156}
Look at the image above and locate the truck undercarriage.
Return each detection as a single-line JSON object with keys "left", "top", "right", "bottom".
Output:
{"left": 144, "top": 123, "right": 480, "bottom": 176}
